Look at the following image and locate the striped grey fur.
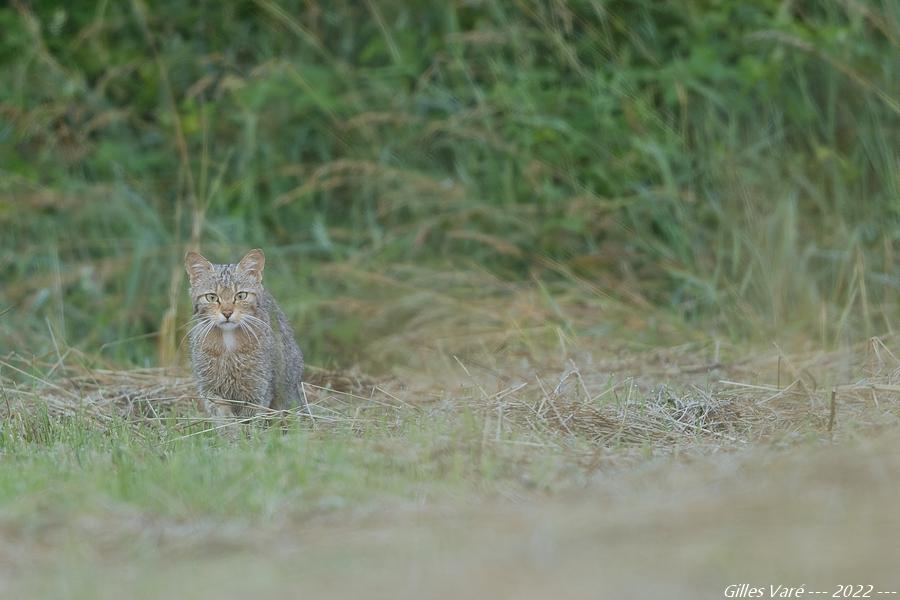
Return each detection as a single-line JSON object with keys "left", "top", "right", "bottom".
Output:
{"left": 185, "top": 249, "right": 305, "bottom": 416}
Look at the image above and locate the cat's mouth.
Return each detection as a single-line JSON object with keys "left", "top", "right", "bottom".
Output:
{"left": 218, "top": 320, "right": 240, "bottom": 330}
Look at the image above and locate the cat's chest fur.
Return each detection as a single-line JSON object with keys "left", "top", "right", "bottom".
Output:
{"left": 193, "top": 330, "right": 273, "bottom": 405}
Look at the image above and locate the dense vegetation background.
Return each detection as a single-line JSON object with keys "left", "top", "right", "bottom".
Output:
{"left": 2, "top": 0, "right": 899, "bottom": 368}
{"left": 3, "top": 5, "right": 900, "bottom": 595}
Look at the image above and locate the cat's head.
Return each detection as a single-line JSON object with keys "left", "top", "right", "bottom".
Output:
{"left": 184, "top": 248, "right": 266, "bottom": 330}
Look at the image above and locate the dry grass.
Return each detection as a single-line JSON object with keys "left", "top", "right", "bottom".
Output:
{"left": 4, "top": 335, "right": 900, "bottom": 448}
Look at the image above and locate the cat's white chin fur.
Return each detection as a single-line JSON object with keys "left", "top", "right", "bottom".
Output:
{"left": 221, "top": 328, "right": 238, "bottom": 352}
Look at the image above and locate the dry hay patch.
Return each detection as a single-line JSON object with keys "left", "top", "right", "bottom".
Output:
{"left": 2, "top": 336, "right": 900, "bottom": 447}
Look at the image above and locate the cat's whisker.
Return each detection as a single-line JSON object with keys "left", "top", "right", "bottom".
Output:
{"left": 241, "top": 314, "right": 266, "bottom": 328}
{"left": 240, "top": 315, "right": 265, "bottom": 336}
{"left": 239, "top": 320, "right": 260, "bottom": 346}
{"left": 187, "top": 318, "right": 211, "bottom": 334}
{"left": 182, "top": 323, "right": 205, "bottom": 349}
{"left": 197, "top": 318, "right": 218, "bottom": 347}
{"left": 185, "top": 318, "right": 214, "bottom": 343}
{"left": 180, "top": 314, "right": 207, "bottom": 328}
{"left": 243, "top": 316, "right": 266, "bottom": 341}
{"left": 204, "top": 319, "right": 219, "bottom": 341}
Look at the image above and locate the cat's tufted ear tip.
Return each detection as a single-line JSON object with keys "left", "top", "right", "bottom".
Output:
{"left": 238, "top": 248, "right": 265, "bottom": 281}
{"left": 184, "top": 251, "right": 213, "bottom": 284}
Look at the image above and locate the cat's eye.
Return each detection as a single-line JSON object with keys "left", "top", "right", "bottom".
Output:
{"left": 235, "top": 291, "right": 249, "bottom": 301}
{"left": 203, "top": 293, "right": 219, "bottom": 303}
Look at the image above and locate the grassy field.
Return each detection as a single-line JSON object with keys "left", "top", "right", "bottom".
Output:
{"left": 2, "top": 1, "right": 900, "bottom": 598}
{"left": 4, "top": 339, "right": 900, "bottom": 598}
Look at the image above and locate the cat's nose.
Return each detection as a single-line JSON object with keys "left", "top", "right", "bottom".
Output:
{"left": 221, "top": 308, "right": 233, "bottom": 319}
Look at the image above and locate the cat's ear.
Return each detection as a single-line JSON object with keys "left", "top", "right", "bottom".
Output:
{"left": 237, "top": 248, "right": 265, "bottom": 282}
{"left": 184, "top": 251, "right": 213, "bottom": 285}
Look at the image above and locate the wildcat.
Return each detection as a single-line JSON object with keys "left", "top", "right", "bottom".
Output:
{"left": 184, "top": 248, "right": 306, "bottom": 416}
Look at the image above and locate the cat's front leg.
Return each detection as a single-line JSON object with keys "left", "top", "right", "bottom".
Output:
{"left": 203, "top": 395, "right": 235, "bottom": 419}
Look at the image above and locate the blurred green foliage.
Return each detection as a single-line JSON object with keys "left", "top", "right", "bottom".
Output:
{"left": 1, "top": 0, "right": 899, "bottom": 366}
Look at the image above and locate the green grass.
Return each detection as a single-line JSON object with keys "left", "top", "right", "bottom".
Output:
{"left": 2, "top": 0, "right": 900, "bottom": 367}
{"left": 3, "top": 334, "right": 900, "bottom": 597}
{"left": 4, "top": 393, "right": 900, "bottom": 599}
{"left": 0, "top": 408, "right": 565, "bottom": 526}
